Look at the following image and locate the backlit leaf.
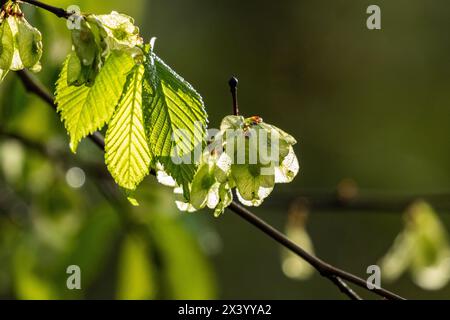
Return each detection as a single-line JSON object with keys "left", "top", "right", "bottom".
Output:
{"left": 143, "top": 50, "right": 207, "bottom": 193}
{"left": 105, "top": 64, "right": 152, "bottom": 191}
{"left": 55, "top": 51, "right": 135, "bottom": 152}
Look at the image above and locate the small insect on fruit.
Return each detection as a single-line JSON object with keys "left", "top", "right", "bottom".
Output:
{"left": 248, "top": 116, "right": 263, "bottom": 125}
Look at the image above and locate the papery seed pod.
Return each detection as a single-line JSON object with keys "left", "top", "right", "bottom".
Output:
{"left": 84, "top": 15, "right": 108, "bottom": 54}
{"left": 66, "top": 52, "right": 82, "bottom": 86}
{"left": 0, "top": 17, "right": 14, "bottom": 70}
{"left": 214, "top": 183, "right": 233, "bottom": 217}
{"left": 66, "top": 51, "right": 99, "bottom": 87}
{"left": 93, "top": 11, "right": 142, "bottom": 51}
{"left": 232, "top": 163, "right": 275, "bottom": 207}
{"left": 70, "top": 18, "right": 107, "bottom": 86}
{"left": 7, "top": 16, "right": 25, "bottom": 71}
{"left": 16, "top": 16, "right": 42, "bottom": 70}
{"left": 82, "top": 62, "right": 100, "bottom": 87}
{"left": 189, "top": 161, "right": 219, "bottom": 210}
{"left": 72, "top": 18, "right": 97, "bottom": 67}
{"left": 216, "top": 115, "right": 299, "bottom": 207}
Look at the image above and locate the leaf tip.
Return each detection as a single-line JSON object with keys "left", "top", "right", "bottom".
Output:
{"left": 69, "top": 140, "right": 79, "bottom": 154}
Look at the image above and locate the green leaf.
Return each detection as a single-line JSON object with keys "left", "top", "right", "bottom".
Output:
{"left": 55, "top": 51, "right": 135, "bottom": 152}
{"left": 143, "top": 52, "right": 208, "bottom": 193}
{"left": 105, "top": 64, "right": 152, "bottom": 191}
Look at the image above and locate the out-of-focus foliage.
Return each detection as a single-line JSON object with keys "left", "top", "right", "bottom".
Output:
{"left": 0, "top": 137, "right": 217, "bottom": 299}
{"left": 379, "top": 201, "right": 450, "bottom": 290}
{"left": 117, "top": 233, "right": 156, "bottom": 300}
{"left": 281, "top": 202, "right": 314, "bottom": 281}
{"left": 0, "top": 0, "right": 217, "bottom": 300}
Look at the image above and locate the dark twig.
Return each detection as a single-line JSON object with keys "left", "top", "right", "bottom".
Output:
{"left": 17, "top": 0, "right": 70, "bottom": 18}
{"left": 15, "top": 61, "right": 405, "bottom": 300}
{"left": 229, "top": 77, "right": 239, "bottom": 116}
{"left": 229, "top": 202, "right": 403, "bottom": 300}
{"left": 329, "top": 276, "right": 363, "bottom": 300}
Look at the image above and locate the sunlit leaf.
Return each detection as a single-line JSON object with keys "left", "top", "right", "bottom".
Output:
{"left": 55, "top": 51, "right": 135, "bottom": 152}
{"left": 105, "top": 64, "right": 152, "bottom": 191}
{"left": 143, "top": 49, "right": 208, "bottom": 193}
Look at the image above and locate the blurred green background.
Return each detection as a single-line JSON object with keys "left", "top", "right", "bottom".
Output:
{"left": 0, "top": 0, "right": 449, "bottom": 300}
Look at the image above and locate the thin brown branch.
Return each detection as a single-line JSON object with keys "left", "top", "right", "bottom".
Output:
{"left": 329, "top": 276, "right": 363, "bottom": 300}
{"left": 17, "top": 0, "right": 70, "bottom": 18}
{"left": 229, "top": 77, "right": 239, "bottom": 116}
{"left": 230, "top": 201, "right": 403, "bottom": 300}
{"left": 14, "top": 69, "right": 407, "bottom": 300}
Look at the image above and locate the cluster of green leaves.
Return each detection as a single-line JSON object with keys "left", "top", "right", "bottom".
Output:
{"left": 158, "top": 115, "right": 300, "bottom": 216}
{"left": 0, "top": 1, "right": 43, "bottom": 81}
{"left": 53, "top": 8, "right": 300, "bottom": 212}
{"left": 54, "top": 10, "right": 208, "bottom": 204}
